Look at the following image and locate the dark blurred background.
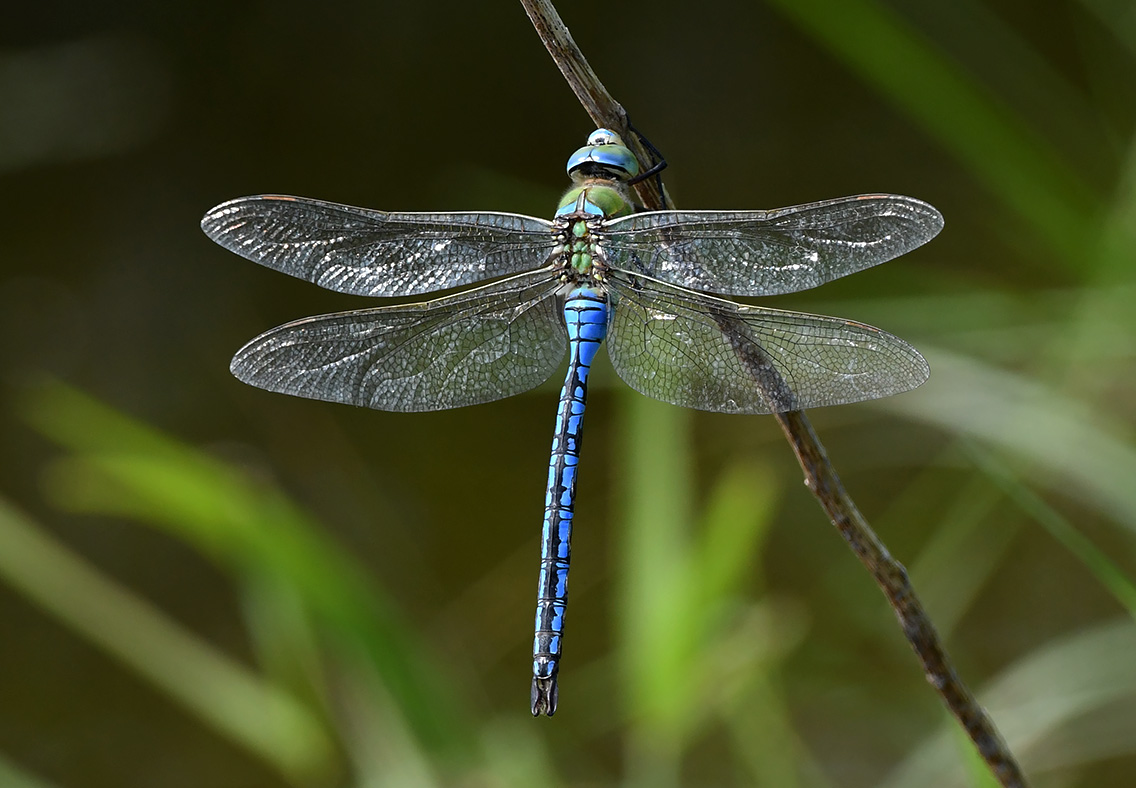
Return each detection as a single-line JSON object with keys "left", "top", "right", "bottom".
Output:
{"left": 2, "top": 1, "right": 1135, "bottom": 786}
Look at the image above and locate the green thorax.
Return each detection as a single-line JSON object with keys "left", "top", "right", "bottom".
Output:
{"left": 555, "top": 182, "right": 635, "bottom": 221}
{"left": 553, "top": 129, "right": 643, "bottom": 276}
{"left": 564, "top": 217, "right": 596, "bottom": 275}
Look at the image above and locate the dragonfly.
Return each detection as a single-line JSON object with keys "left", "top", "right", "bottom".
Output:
{"left": 201, "top": 128, "right": 943, "bottom": 717}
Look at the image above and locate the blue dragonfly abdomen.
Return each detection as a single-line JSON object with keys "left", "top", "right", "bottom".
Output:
{"left": 202, "top": 128, "right": 943, "bottom": 717}
{"left": 533, "top": 286, "right": 608, "bottom": 716}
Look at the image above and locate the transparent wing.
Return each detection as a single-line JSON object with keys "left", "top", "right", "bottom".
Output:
{"left": 601, "top": 194, "right": 942, "bottom": 297}
{"left": 202, "top": 195, "right": 555, "bottom": 297}
{"left": 605, "top": 271, "right": 928, "bottom": 414}
{"left": 231, "top": 270, "right": 566, "bottom": 412}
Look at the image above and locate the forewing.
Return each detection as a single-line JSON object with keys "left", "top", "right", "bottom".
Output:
{"left": 605, "top": 272, "right": 928, "bottom": 414}
{"left": 202, "top": 195, "right": 555, "bottom": 296}
{"left": 230, "top": 270, "right": 566, "bottom": 412}
{"left": 601, "top": 194, "right": 942, "bottom": 296}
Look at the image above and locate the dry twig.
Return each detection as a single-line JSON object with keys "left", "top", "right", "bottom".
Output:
{"left": 519, "top": 1, "right": 1029, "bottom": 785}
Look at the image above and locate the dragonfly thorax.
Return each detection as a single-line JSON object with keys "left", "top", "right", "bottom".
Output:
{"left": 550, "top": 213, "right": 606, "bottom": 282}
{"left": 555, "top": 182, "right": 634, "bottom": 220}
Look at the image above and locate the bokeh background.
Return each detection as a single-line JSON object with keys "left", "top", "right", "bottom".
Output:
{"left": 2, "top": 1, "right": 1135, "bottom": 786}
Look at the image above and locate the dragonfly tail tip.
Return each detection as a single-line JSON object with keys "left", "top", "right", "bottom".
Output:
{"left": 530, "top": 676, "right": 559, "bottom": 716}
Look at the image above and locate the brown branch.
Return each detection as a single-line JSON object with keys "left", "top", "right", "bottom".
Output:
{"left": 519, "top": 0, "right": 623, "bottom": 129}
{"left": 519, "top": 0, "right": 669, "bottom": 210}
{"left": 519, "top": 0, "right": 1029, "bottom": 785}
{"left": 776, "top": 411, "right": 1026, "bottom": 786}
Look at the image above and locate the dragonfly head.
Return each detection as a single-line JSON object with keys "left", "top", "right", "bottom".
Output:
{"left": 566, "top": 128, "right": 640, "bottom": 183}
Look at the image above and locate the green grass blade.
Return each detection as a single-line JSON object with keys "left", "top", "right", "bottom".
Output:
{"left": 616, "top": 389, "right": 782, "bottom": 782}
{"left": 0, "top": 750, "right": 64, "bottom": 788}
{"left": 966, "top": 443, "right": 1136, "bottom": 617}
{"left": 0, "top": 495, "right": 334, "bottom": 783}
{"left": 886, "top": 349, "right": 1136, "bottom": 533}
{"left": 20, "top": 379, "right": 474, "bottom": 757}
{"left": 766, "top": 0, "right": 1102, "bottom": 265}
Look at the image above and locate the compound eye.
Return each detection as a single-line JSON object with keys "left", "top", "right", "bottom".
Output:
{"left": 565, "top": 129, "right": 640, "bottom": 180}
{"left": 587, "top": 128, "right": 623, "bottom": 147}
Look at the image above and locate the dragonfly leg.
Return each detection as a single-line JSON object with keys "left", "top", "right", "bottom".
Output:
{"left": 625, "top": 118, "right": 668, "bottom": 207}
